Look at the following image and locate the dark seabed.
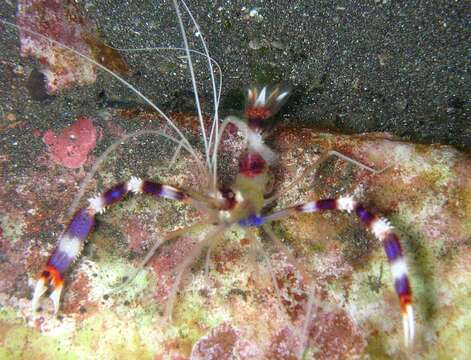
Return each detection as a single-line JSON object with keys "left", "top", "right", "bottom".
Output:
{"left": 1, "top": 0, "right": 470, "bottom": 157}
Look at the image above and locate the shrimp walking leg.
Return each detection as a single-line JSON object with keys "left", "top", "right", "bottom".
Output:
{"left": 240, "top": 196, "right": 415, "bottom": 346}
{"left": 32, "top": 177, "right": 201, "bottom": 313}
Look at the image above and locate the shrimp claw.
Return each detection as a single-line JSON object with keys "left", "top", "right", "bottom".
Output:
{"left": 32, "top": 177, "right": 195, "bottom": 313}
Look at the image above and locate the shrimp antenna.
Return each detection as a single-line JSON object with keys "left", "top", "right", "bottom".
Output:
{"left": 171, "top": 0, "right": 211, "bottom": 172}
{"left": 106, "top": 45, "right": 223, "bottom": 105}
{"left": 177, "top": 0, "right": 223, "bottom": 189}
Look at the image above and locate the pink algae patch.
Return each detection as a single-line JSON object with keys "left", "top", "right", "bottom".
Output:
{"left": 266, "top": 327, "right": 300, "bottom": 360}
{"left": 309, "top": 309, "right": 366, "bottom": 359}
{"left": 191, "top": 324, "right": 259, "bottom": 359}
{"left": 43, "top": 116, "right": 97, "bottom": 168}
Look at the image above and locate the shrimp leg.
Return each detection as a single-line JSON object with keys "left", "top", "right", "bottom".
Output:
{"left": 32, "top": 177, "right": 201, "bottom": 313}
{"left": 238, "top": 195, "right": 414, "bottom": 346}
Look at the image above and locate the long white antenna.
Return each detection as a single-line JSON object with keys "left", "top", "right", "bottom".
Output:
{"left": 109, "top": 46, "right": 223, "bottom": 93}
{"left": 171, "top": 0, "right": 210, "bottom": 171}
{"left": 178, "top": 0, "right": 223, "bottom": 189}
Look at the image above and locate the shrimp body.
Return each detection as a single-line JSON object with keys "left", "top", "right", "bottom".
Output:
{"left": 31, "top": 84, "right": 286, "bottom": 313}
{"left": 32, "top": 83, "right": 414, "bottom": 349}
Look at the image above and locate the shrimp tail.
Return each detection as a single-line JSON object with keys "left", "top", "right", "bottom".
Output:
{"left": 245, "top": 84, "right": 291, "bottom": 130}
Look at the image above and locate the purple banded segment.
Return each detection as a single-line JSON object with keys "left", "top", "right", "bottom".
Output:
{"left": 103, "top": 183, "right": 129, "bottom": 206}
{"left": 239, "top": 213, "right": 265, "bottom": 227}
{"left": 142, "top": 181, "right": 163, "bottom": 196}
{"left": 316, "top": 199, "right": 338, "bottom": 211}
{"left": 383, "top": 233, "right": 403, "bottom": 262}
{"left": 66, "top": 207, "right": 95, "bottom": 239}
{"left": 42, "top": 208, "right": 94, "bottom": 276}
{"left": 394, "top": 274, "right": 411, "bottom": 297}
{"left": 349, "top": 202, "right": 413, "bottom": 326}
{"left": 142, "top": 181, "right": 187, "bottom": 201}
{"left": 355, "top": 204, "right": 375, "bottom": 227}
{"left": 295, "top": 198, "right": 338, "bottom": 213}
{"left": 47, "top": 248, "right": 75, "bottom": 273}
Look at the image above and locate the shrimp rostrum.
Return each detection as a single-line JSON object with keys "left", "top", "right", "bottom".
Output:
{"left": 8, "top": 0, "right": 414, "bottom": 353}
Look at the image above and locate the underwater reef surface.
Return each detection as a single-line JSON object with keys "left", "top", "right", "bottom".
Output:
{"left": 1, "top": 120, "right": 471, "bottom": 359}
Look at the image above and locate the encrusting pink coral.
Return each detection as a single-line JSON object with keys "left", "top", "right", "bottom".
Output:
{"left": 42, "top": 116, "right": 97, "bottom": 169}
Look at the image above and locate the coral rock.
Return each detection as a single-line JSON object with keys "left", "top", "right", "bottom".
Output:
{"left": 2, "top": 124, "right": 471, "bottom": 359}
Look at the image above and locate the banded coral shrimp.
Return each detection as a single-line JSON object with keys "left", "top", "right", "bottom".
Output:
{"left": 0, "top": 0, "right": 423, "bottom": 358}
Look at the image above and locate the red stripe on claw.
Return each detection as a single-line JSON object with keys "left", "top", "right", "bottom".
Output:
{"left": 32, "top": 265, "right": 64, "bottom": 313}
{"left": 41, "top": 265, "right": 64, "bottom": 287}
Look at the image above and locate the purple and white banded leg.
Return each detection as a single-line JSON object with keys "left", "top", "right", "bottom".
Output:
{"left": 32, "top": 177, "right": 192, "bottom": 313}
{"left": 239, "top": 195, "right": 414, "bottom": 346}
